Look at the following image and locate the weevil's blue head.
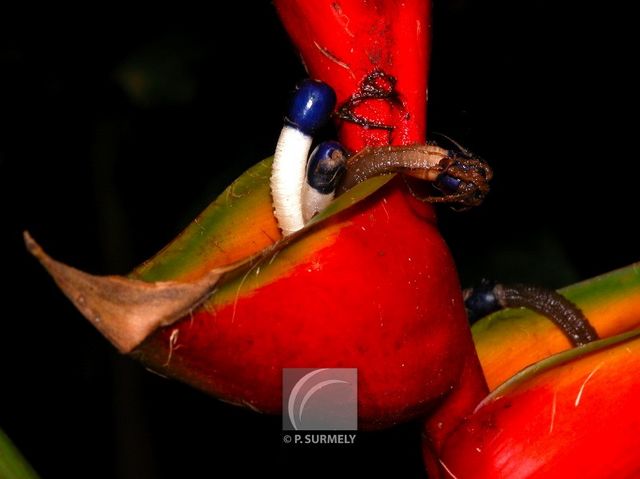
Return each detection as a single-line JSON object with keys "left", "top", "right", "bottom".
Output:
{"left": 286, "top": 79, "right": 336, "bottom": 135}
{"left": 463, "top": 279, "right": 500, "bottom": 324}
{"left": 306, "top": 141, "right": 347, "bottom": 194}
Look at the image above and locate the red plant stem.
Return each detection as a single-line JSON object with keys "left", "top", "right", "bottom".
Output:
{"left": 275, "top": 0, "right": 489, "bottom": 460}
{"left": 274, "top": 0, "right": 429, "bottom": 152}
{"left": 422, "top": 353, "right": 490, "bottom": 475}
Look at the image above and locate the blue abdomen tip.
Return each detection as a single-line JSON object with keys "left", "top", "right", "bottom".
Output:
{"left": 436, "top": 174, "right": 462, "bottom": 193}
{"left": 286, "top": 79, "right": 336, "bottom": 135}
{"left": 307, "top": 141, "right": 347, "bottom": 194}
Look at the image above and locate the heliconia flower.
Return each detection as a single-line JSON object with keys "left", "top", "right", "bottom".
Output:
{"left": 24, "top": 1, "right": 639, "bottom": 475}
{"left": 435, "top": 328, "right": 640, "bottom": 478}
{"left": 417, "top": 264, "right": 640, "bottom": 476}
{"left": 27, "top": 0, "right": 493, "bottom": 434}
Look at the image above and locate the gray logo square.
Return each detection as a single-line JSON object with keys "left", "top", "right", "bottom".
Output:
{"left": 282, "top": 368, "right": 358, "bottom": 431}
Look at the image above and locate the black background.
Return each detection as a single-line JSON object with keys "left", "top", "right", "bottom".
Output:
{"left": 1, "top": 2, "right": 637, "bottom": 478}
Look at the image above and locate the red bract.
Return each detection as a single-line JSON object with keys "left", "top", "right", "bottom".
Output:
{"left": 135, "top": 179, "right": 481, "bottom": 429}
{"left": 437, "top": 330, "right": 640, "bottom": 478}
{"left": 29, "top": 160, "right": 485, "bottom": 431}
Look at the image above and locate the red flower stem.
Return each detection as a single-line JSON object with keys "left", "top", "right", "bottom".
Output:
{"left": 274, "top": 0, "right": 429, "bottom": 152}
{"left": 276, "top": 0, "right": 489, "bottom": 456}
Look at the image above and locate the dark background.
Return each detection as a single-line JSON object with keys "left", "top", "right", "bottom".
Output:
{"left": 1, "top": 2, "right": 637, "bottom": 478}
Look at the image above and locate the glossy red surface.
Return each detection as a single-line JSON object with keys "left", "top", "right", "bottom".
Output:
{"left": 136, "top": 179, "right": 483, "bottom": 429}
{"left": 437, "top": 333, "right": 640, "bottom": 478}
{"left": 275, "top": 0, "right": 429, "bottom": 152}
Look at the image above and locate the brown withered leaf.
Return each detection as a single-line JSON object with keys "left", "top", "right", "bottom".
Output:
{"left": 24, "top": 231, "right": 239, "bottom": 353}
